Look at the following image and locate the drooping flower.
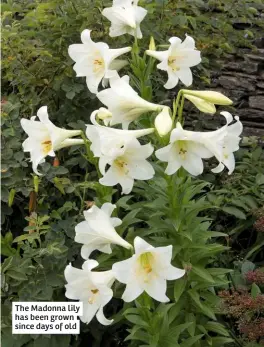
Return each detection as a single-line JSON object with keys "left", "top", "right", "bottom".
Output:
{"left": 183, "top": 90, "right": 233, "bottom": 114}
{"left": 211, "top": 111, "right": 243, "bottom": 175}
{"left": 68, "top": 29, "right": 131, "bottom": 94}
{"left": 154, "top": 106, "right": 173, "bottom": 136}
{"left": 155, "top": 122, "right": 215, "bottom": 176}
{"left": 65, "top": 260, "right": 115, "bottom": 325}
{"left": 75, "top": 203, "right": 132, "bottom": 259}
{"left": 102, "top": 0, "right": 147, "bottom": 39}
{"left": 112, "top": 236, "right": 185, "bottom": 302}
{"left": 99, "top": 138, "right": 154, "bottom": 194}
{"left": 86, "top": 109, "right": 154, "bottom": 158}
{"left": 96, "top": 74, "right": 161, "bottom": 129}
{"left": 146, "top": 35, "right": 201, "bottom": 89}
{"left": 21, "top": 106, "right": 83, "bottom": 175}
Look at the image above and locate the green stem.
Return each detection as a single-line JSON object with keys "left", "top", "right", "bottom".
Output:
{"left": 81, "top": 131, "right": 100, "bottom": 178}
{"left": 172, "top": 90, "right": 183, "bottom": 123}
{"left": 177, "top": 95, "right": 185, "bottom": 124}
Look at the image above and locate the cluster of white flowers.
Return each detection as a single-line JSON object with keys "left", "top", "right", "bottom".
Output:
{"left": 20, "top": 0, "right": 243, "bottom": 326}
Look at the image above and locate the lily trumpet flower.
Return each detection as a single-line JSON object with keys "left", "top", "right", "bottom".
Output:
{"left": 97, "top": 74, "right": 161, "bottom": 129}
{"left": 68, "top": 29, "right": 131, "bottom": 93}
{"left": 21, "top": 106, "right": 83, "bottom": 175}
{"left": 112, "top": 237, "right": 185, "bottom": 302}
{"left": 75, "top": 203, "right": 132, "bottom": 259}
{"left": 99, "top": 138, "right": 155, "bottom": 194}
{"left": 102, "top": 0, "right": 147, "bottom": 39}
{"left": 146, "top": 35, "right": 201, "bottom": 89}
{"left": 155, "top": 122, "right": 215, "bottom": 176}
{"left": 86, "top": 109, "right": 154, "bottom": 158}
{"left": 65, "top": 260, "right": 115, "bottom": 325}
{"left": 212, "top": 111, "right": 243, "bottom": 175}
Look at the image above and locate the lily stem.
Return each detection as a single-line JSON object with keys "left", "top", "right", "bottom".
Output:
{"left": 172, "top": 90, "right": 183, "bottom": 124}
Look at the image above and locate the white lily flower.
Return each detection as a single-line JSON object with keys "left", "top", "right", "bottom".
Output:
{"left": 211, "top": 111, "right": 243, "bottom": 175}
{"left": 97, "top": 74, "right": 161, "bottom": 129}
{"left": 155, "top": 122, "right": 215, "bottom": 176}
{"left": 86, "top": 109, "right": 154, "bottom": 158}
{"left": 68, "top": 29, "right": 131, "bottom": 93}
{"left": 102, "top": 0, "right": 147, "bottom": 39}
{"left": 75, "top": 203, "right": 132, "bottom": 259}
{"left": 112, "top": 236, "right": 185, "bottom": 302}
{"left": 146, "top": 35, "right": 201, "bottom": 89}
{"left": 99, "top": 138, "right": 154, "bottom": 194}
{"left": 154, "top": 107, "right": 173, "bottom": 136}
{"left": 65, "top": 260, "right": 115, "bottom": 325}
{"left": 21, "top": 106, "right": 82, "bottom": 175}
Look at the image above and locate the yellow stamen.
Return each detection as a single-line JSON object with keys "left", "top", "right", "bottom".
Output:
{"left": 139, "top": 252, "right": 154, "bottom": 274}
{"left": 41, "top": 140, "right": 52, "bottom": 155}
{"left": 93, "top": 58, "right": 104, "bottom": 73}
{"left": 114, "top": 157, "right": 129, "bottom": 175}
{"left": 88, "top": 288, "right": 99, "bottom": 304}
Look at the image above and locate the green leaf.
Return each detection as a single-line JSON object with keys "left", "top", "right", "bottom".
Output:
{"left": 125, "top": 315, "right": 149, "bottom": 328}
{"left": 174, "top": 276, "right": 186, "bottom": 302}
{"left": 210, "top": 337, "right": 234, "bottom": 346}
{"left": 241, "top": 260, "right": 255, "bottom": 276}
{"left": 222, "top": 206, "right": 246, "bottom": 219}
{"left": 6, "top": 270, "right": 27, "bottom": 281}
{"left": 192, "top": 266, "right": 215, "bottom": 283}
{"left": 256, "top": 173, "right": 264, "bottom": 185}
{"left": 205, "top": 321, "right": 230, "bottom": 337}
{"left": 251, "top": 283, "right": 261, "bottom": 298}
{"left": 180, "top": 334, "right": 204, "bottom": 347}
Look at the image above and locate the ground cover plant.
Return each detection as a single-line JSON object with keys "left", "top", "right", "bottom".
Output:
{"left": 1, "top": 1, "right": 264, "bottom": 347}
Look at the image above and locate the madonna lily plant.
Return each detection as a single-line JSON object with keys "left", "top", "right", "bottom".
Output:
{"left": 20, "top": 0, "right": 244, "bottom": 344}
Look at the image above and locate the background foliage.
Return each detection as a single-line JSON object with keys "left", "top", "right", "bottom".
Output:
{"left": 1, "top": 0, "right": 264, "bottom": 346}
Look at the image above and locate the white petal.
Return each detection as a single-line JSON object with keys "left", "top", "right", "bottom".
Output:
{"left": 80, "top": 302, "right": 99, "bottom": 324}
{"left": 134, "top": 236, "right": 154, "bottom": 254}
{"left": 164, "top": 71, "right": 179, "bottom": 89}
{"left": 169, "top": 37, "right": 182, "bottom": 50}
{"left": 211, "top": 162, "right": 225, "bottom": 174}
{"left": 155, "top": 144, "right": 173, "bottom": 162}
{"left": 112, "top": 257, "right": 135, "bottom": 284}
{"left": 68, "top": 44, "right": 90, "bottom": 62}
{"left": 81, "top": 244, "right": 97, "bottom": 259}
{"left": 180, "top": 35, "right": 195, "bottom": 50}
{"left": 223, "top": 152, "right": 236, "bottom": 175}
{"left": 162, "top": 265, "right": 185, "bottom": 280}
{"left": 99, "top": 167, "right": 120, "bottom": 187}
{"left": 119, "top": 175, "right": 134, "bottom": 194}
{"left": 176, "top": 68, "right": 193, "bottom": 87}
{"left": 37, "top": 106, "right": 50, "bottom": 124}
{"left": 126, "top": 160, "right": 154, "bottom": 180}
{"left": 146, "top": 50, "right": 168, "bottom": 62}
{"left": 86, "top": 73, "right": 104, "bottom": 94}
{"left": 96, "top": 307, "right": 113, "bottom": 325}
{"left": 101, "top": 203, "right": 116, "bottom": 217}
{"left": 110, "top": 217, "right": 122, "bottom": 227}
{"left": 82, "top": 259, "right": 99, "bottom": 271}
{"left": 81, "top": 29, "right": 92, "bottom": 44}
{"left": 142, "top": 277, "right": 169, "bottom": 303}
{"left": 165, "top": 160, "right": 181, "bottom": 175}
{"left": 122, "top": 280, "right": 144, "bottom": 302}
{"left": 182, "top": 152, "right": 204, "bottom": 176}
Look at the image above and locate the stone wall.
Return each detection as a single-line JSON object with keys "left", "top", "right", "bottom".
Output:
{"left": 183, "top": 48, "right": 264, "bottom": 138}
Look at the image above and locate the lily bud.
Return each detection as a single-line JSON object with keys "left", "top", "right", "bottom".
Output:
{"left": 184, "top": 94, "right": 216, "bottom": 114}
{"left": 149, "top": 36, "right": 156, "bottom": 51}
{"left": 182, "top": 90, "right": 233, "bottom": 105}
{"left": 155, "top": 107, "right": 173, "bottom": 136}
{"left": 97, "top": 107, "right": 112, "bottom": 126}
